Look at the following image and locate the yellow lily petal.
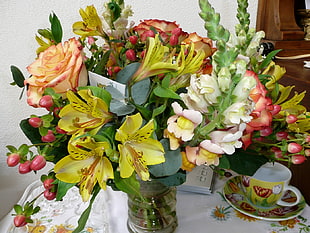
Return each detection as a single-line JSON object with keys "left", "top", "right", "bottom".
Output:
{"left": 115, "top": 113, "right": 143, "bottom": 142}
{"left": 54, "top": 156, "right": 94, "bottom": 183}
{"left": 96, "top": 157, "right": 114, "bottom": 190}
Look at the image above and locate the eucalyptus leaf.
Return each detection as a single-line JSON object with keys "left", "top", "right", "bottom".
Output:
{"left": 131, "top": 78, "right": 151, "bottom": 105}
{"left": 110, "top": 99, "right": 135, "bottom": 116}
{"left": 157, "top": 171, "right": 186, "bottom": 187}
{"left": 149, "top": 139, "right": 182, "bottom": 177}
{"left": 116, "top": 62, "right": 140, "bottom": 84}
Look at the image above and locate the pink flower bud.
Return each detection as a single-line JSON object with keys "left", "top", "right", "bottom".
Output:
{"left": 260, "top": 127, "right": 273, "bottom": 137}
{"left": 87, "top": 36, "right": 95, "bottom": 45}
{"left": 43, "top": 178, "right": 55, "bottom": 190}
{"left": 44, "top": 189, "right": 57, "bottom": 200}
{"left": 169, "top": 34, "right": 179, "bottom": 46}
{"left": 171, "top": 28, "right": 182, "bottom": 37}
{"left": 14, "top": 215, "right": 27, "bottom": 227}
{"left": 125, "top": 49, "right": 136, "bottom": 61}
{"left": 287, "top": 142, "right": 303, "bottom": 153}
{"left": 270, "top": 104, "right": 281, "bottom": 115}
{"left": 271, "top": 147, "right": 283, "bottom": 159}
{"left": 140, "top": 50, "right": 146, "bottom": 59}
{"left": 276, "top": 131, "right": 289, "bottom": 141}
{"left": 56, "top": 126, "right": 67, "bottom": 134}
{"left": 30, "top": 155, "right": 46, "bottom": 171}
{"left": 7, "top": 153, "right": 20, "bottom": 167}
{"left": 39, "top": 95, "right": 54, "bottom": 109}
{"left": 41, "top": 130, "right": 56, "bottom": 142}
{"left": 28, "top": 117, "right": 43, "bottom": 128}
{"left": 286, "top": 114, "right": 298, "bottom": 124}
{"left": 19, "top": 161, "right": 32, "bottom": 174}
{"left": 129, "top": 35, "right": 138, "bottom": 45}
{"left": 291, "top": 154, "right": 306, "bottom": 164}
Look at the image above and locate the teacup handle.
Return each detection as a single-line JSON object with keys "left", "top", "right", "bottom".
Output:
{"left": 276, "top": 185, "right": 302, "bottom": 207}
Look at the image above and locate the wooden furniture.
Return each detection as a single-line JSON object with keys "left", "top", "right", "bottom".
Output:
{"left": 256, "top": 0, "right": 310, "bottom": 56}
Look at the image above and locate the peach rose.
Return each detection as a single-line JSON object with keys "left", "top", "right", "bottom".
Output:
{"left": 134, "top": 19, "right": 188, "bottom": 43}
{"left": 182, "top": 32, "right": 215, "bottom": 57}
{"left": 25, "top": 38, "right": 88, "bottom": 107}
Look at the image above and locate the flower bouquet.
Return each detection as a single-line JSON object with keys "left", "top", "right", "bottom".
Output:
{"left": 5, "top": 0, "right": 310, "bottom": 231}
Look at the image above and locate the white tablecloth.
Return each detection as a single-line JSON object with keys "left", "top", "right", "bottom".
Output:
{"left": 1, "top": 176, "right": 309, "bottom": 233}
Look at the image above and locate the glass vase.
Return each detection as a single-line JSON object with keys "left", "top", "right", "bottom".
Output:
{"left": 127, "top": 179, "right": 178, "bottom": 233}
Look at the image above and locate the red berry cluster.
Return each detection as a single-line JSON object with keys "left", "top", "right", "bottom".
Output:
{"left": 43, "top": 178, "right": 57, "bottom": 200}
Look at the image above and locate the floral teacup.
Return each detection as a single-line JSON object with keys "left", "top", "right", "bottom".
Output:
{"left": 241, "top": 162, "right": 301, "bottom": 207}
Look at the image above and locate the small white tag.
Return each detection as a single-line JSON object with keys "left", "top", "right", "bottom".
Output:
{"left": 88, "top": 72, "right": 126, "bottom": 95}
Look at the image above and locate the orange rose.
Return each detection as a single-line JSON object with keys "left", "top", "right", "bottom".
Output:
{"left": 25, "top": 38, "right": 88, "bottom": 107}
{"left": 134, "top": 19, "right": 188, "bottom": 43}
{"left": 182, "top": 32, "right": 215, "bottom": 56}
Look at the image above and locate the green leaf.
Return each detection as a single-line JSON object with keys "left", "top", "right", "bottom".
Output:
{"left": 49, "top": 13, "right": 62, "bottom": 43}
{"left": 13, "top": 205, "right": 23, "bottom": 214}
{"left": 116, "top": 62, "right": 140, "bottom": 84}
{"left": 79, "top": 86, "right": 112, "bottom": 105}
{"left": 153, "top": 86, "right": 181, "bottom": 100}
{"left": 37, "top": 29, "right": 53, "bottom": 40}
{"left": 55, "top": 180, "right": 77, "bottom": 201}
{"left": 20, "top": 119, "right": 42, "bottom": 144}
{"left": 73, "top": 185, "right": 101, "bottom": 233}
{"left": 107, "top": 1, "right": 121, "bottom": 23}
{"left": 157, "top": 170, "right": 186, "bottom": 186}
{"left": 222, "top": 150, "right": 269, "bottom": 176}
{"left": 18, "top": 144, "right": 29, "bottom": 156}
{"left": 259, "top": 49, "right": 282, "bottom": 70}
{"left": 10, "top": 65, "right": 25, "bottom": 88}
{"left": 93, "top": 50, "right": 111, "bottom": 75}
{"left": 149, "top": 139, "right": 182, "bottom": 177}
{"left": 6, "top": 145, "right": 17, "bottom": 153}
{"left": 131, "top": 78, "right": 151, "bottom": 105}
{"left": 32, "top": 206, "right": 41, "bottom": 214}
{"left": 152, "top": 103, "right": 167, "bottom": 118}
{"left": 114, "top": 172, "right": 141, "bottom": 196}
{"left": 110, "top": 99, "right": 135, "bottom": 116}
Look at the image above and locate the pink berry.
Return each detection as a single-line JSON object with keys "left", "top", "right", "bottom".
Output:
{"left": 87, "top": 36, "right": 95, "bottom": 45}
{"left": 14, "top": 215, "right": 27, "bottom": 227}
{"left": 169, "top": 34, "right": 179, "bottom": 46}
{"left": 141, "top": 30, "right": 155, "bottom": 41}
{"left": 125, "top": 49, "right": 136, "bottom": 61}
{"left": 171, "top": 28, "right": 182, "bottom": 37}
{"left": 286, "top": 114, "right": 298, "bottom": 124}
{"left": 305, "top": 149, "right": 310, "bottom": 157}
{"left": 43, "top": 178, "right": 55, "bottom": 190}
{"left": 41, "top": 130, "right": 56, "bottom": 142}
{"left": 19, "top": 161, "right": 32, "bottom": 174}
{"left": 7, "top": 153, "right": 20, "bottom": 167}
{"left": 28, "top": 117, "right": 42, "bottom": 128}
{"left": 260, "top": 127, "right": 273, "bottom": 137}
{"left": 39, "top": 95, "right": 54, "bottom": 109}
{"left": 287, "top": 142, "right": 303, "bottom": 153}
{"left": 270, "top": 104, "right": 281, "bottom": 115}
{"left": 30, "top": 155, "right": 46, "bottom": 171}
{"left": 291, "top": 154, "right": 306, "bottom": 164}
{"left": 271, "top": 147, "right": 283, "bottom": 159}
{"left": 129, "top": 35, "right": 138, "bottom": 45}
{"left": 306, "top": 135, "right": 310, "bottom": 143}
{"left": 44, "top": 189, "right": 57, "bottom": 200}
{"left": 276, "top": 131, "right": 289, "bottom": 141}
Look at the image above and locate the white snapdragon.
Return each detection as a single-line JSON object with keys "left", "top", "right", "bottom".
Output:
{"left": 209, "top": 123, "right": 246, "bottom": 155}
{"left": 223, "top": 102, "right": 253, "bottom": 127}
{"left": 232, "top": 74, "right": 256, "bottom": 102}
{"left": 217, "top": 67, "right": 231, "bottom": 92}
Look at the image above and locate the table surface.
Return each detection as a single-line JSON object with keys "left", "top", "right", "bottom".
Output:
{"left": 1, "top": 175, "right": 310, "bottom": 233}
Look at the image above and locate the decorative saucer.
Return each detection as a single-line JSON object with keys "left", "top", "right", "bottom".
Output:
{"left": 223, "top": 176, "right": 306, "bottom": 221}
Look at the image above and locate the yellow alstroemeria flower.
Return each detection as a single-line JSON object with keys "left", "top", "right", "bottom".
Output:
{"left": 263, "top": 61, "right": 286, "bottom": 91}
{"left": 115, "top": 113, "right": 165, "bottom": 181}
{"left": 54, "top": 134, "right": 114, "bottom": 202}
{"left": 58, "top": 89, "right": 113, "bottom": 134}
{"left": 130, "top": 34, "right": 178, "bottom": 84}
{"left": 73, "top": 5, "right": 104, "bottom": 38}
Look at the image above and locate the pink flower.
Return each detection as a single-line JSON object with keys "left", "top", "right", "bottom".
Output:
{"left": 25, "top": 38, "right": 88, "bottom": 107}
{"left": 167, "top": 102, "right": 202, "bottom": 143}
